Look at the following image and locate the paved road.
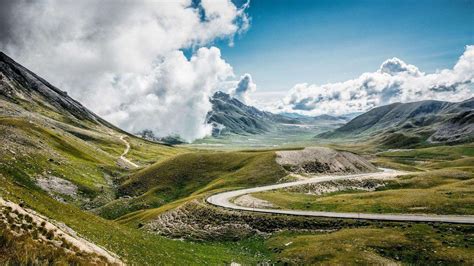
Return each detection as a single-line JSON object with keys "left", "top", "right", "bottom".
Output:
{"left": 207, "top": 169, "right": 474, "bottom": 224}
{"left": 119, "top": 136, "right": 139, "bottom": 168}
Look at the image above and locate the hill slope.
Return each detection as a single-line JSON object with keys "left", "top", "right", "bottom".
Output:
{"left": 0, "top": 51, "right": 181, "bottom": 207}
{"left": 0, "top": 52, "right": 115, "bottom": 128}
{"left": 319, "top": 98, "right": 474, "bottom": 147}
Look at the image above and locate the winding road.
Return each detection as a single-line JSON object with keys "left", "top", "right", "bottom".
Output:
{"left": 207, "top": 169, "right": 474, "bottom": 224}
{"left": 119, "top": 135, "right": 139, "bottom": 168}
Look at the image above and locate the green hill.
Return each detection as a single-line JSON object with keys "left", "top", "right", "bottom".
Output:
{"left": 319, "top": 98, "right": 474, "bottom": 147}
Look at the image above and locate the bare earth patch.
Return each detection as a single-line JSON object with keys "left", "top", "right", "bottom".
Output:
{"left": 233, "top": 194, "right": 275, "bottom": 208}
{"left": 276, "top": 147, "right": 377, "bottom": 174}
{"left": 36, "top": 175, "right": 78, "bottom": 199}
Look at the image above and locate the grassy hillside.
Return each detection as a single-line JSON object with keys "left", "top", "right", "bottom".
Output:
{"left": 265, "top": 224, "right": 473, "bottom": 264}
{"left": 0, "top": 177, "right": 271, "bottom": 264}
{"left": 319, "top": 98, "right": 474, "bottom": 148}
{"left": 95, "top": 151, "right": 286, "bottom": 220}
{"left": 0, "top": 115, "right": 182, "bottom": 208}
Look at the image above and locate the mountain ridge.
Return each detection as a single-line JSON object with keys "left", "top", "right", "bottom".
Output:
{"left": 0, "top": 51, "right": 123, "bottom": 132}
{"left": 319, "top": 97, "right": 474, "bottom": 146}
{"left": 207, "top": 91, "right": 347, "bottom": 136}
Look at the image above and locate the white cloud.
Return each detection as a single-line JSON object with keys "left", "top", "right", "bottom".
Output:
{"left": 102, "top": 47, "right": 232, "bottom": 141}
{"left": 379, "top": 57, "right": 422, "bottom": 76}
{"left": 0, "top": 0, "right": 249, "bottom": 141}
{"left": 229, "top": 73, "right": 257, "bottom": 104}
{"left": 278, "top": 45, "right": 474, "bottom": 115}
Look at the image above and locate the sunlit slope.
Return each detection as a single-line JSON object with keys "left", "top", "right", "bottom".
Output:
{"left": 0, "top": 176, "right": 269, "bottom": 264}
{"left": 95, "top": 151, "right": 286, "bottom": 220}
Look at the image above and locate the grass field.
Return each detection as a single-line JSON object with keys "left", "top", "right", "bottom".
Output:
{"left": 0, "top": 114, "right": 284, "bottom": 264}
{"left": 264, "top": 224, "right": 474, "bottom": 264}
{"left": 252, "top": 144, "right": 474, "bottom": 215}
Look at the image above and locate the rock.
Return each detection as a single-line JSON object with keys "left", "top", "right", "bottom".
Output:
{"left": 276, "top": 147, "right": 377, "bottom": 174}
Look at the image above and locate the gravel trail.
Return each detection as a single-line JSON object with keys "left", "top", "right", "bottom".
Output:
{"left": 207, "top": 169, "right": 474, "bottom": 224}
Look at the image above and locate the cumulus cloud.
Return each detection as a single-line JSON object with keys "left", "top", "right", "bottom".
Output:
{"left": 279, "top": 45, "right": 474, "bottom": 115}
{"left": 0, "top": 0, "right": 249, "bottom": 141}
{"left": 229, "top": 73, "right": 257, "bottom": 104}
{"left": 379, "top": 57, "right": 422, "bottom": 76}
{"left": 100, "top": 47, "right": 232, "bottom": 141}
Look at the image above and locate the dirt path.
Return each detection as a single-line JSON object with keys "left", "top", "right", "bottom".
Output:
{"left": 119, "top": 135, "right": 138, "bottom": 168}
{"left": 207, "top": 169, "right": 474, "bottom": 224}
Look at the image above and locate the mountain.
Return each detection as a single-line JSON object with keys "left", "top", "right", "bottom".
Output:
{"left": 0, "top": 51, "right": 180, "bottom": 205}
{"left": 0, "top": 52, "right": 188, "bottom": 263}
{"left": 207, "top": 91, "right": 347, "bottom": 136}
{"left": 206, "top": 91, "right": 295, "bottom": 135}
{"left": 429, "top": 109, "right": 474, "bottom": 143}
{"left": 319, "top": 98, "right": 474, "bottom": 147}
{"left": 0, "top": 52, "right": 119, "bottom": 129}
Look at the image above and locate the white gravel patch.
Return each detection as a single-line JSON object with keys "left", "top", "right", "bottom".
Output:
{"left": 36, "top": 175, "right": 78, "bottom": 198}
{"left": 233, "top": 194, "right": 275, "bottom": 208}
{"left": 276, "top": 147, "right": 377, "bottom": 174}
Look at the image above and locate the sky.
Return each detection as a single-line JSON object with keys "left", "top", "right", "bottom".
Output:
{"left": 0, "top": 0, "right": 473, "bottom": 141}
{"left": 216, "top": 0, "right": 474, "bottom": 103}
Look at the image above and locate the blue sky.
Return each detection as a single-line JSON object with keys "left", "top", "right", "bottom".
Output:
{"left": 217, "top": 0, "right": 474, "bottom": 95}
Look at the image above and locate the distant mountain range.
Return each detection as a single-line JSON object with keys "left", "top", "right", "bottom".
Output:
{"left": 319, "top": 98, "right": 474, "bottom": 147}
{"left": 206, "top": 91, "right": 347, "bottom": 136}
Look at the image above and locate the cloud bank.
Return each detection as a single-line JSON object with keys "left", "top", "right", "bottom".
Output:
{"left": 229, "top": 73, "right": 257, "bottom": 104}
{"left": 0, "top": 0, "right": 249, "bottom": 141}
{"left": 279, "top": 45, "right": 474, "bottom": 115}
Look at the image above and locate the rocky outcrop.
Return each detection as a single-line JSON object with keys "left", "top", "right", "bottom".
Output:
{"left": 145, "top": 199, "right": 368, "bottom": 241}
{"left": 276, "top": 147, "right": 377, "bottom": 174}
{"left": 284, "top": 178, "right": 387, "bottom": 195}
{"left": 0, "top": 198, "right": 122, "bottom": 265}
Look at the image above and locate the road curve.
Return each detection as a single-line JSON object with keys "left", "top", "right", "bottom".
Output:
{"left": 206, "top": 169, "right": 474, "bottom": 224}
{"left": 119, "top": 136, "right": 139, "bottom": 168}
